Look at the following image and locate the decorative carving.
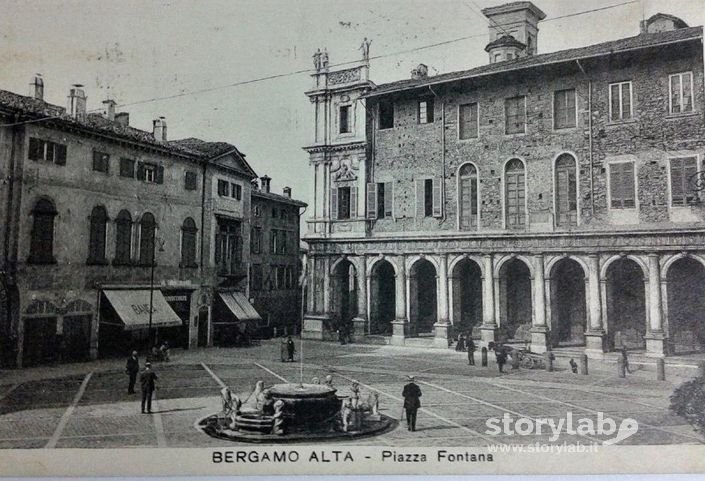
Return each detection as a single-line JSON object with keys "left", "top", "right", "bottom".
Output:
{"left": 332, "top": 156, "right": 358, "bottom": 182}
{"left": 328, "top": 67, "right": 361, "bottom": 85}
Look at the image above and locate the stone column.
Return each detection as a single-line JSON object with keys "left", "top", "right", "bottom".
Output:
{"left": 391, "top": 257, "right": 408, "bottom": 346}
{"left": 645, "top": 253, "right": 666, "bottom": 357}
{"left": 480, "top": 254, "right": 498, "bottom": 347}
{"left": 434, "top": 254, "right": 451, "bottom": 348}
{"left": 303, "top": 256, "right": 331, "bottom": 340}
{"left": 584, "top": 254, "right": 606, "bottom": 356}
{"left": 352, "top": 257, "right": 368, "bottom": 340}
{"left": 530, "top": 254, "right": 549, "bottom": 353}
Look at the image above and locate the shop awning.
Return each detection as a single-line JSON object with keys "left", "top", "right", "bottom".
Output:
{"left": 102, "top": 289, "right": 183, "bottom": 330}
{"left": 217, "top": 291, "right": 262, "bottom": 324}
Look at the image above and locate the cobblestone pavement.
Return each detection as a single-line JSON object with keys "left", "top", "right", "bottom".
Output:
{"left": 0, "top": 340, "right": 701, "bottom": 448}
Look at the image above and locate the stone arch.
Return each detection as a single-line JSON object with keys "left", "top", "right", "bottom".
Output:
{"left": 456, "top": 162, "right": 481, "bottom": 230}
{"left": 367, "top": 255, "right": 399, "bottom": 278}
{"left": 496, "top": 256, "right": 533, "bottom": 340}
{"left": 450, "top": 255, "right": 483, "bottom": 335}
{"left": 665, "top": 255, "right": 705, "bottom": 353}
{"left": 408, "top": 257, "right": 438, "bottom": 335}
{"left": 25, "top": 299, "right": 58, "bottom": 316}
{"left": 662, "top": 252, "right": 705, "bottom": 281}
{"left": 546, "top": 254, "right": 589, "bottom": 280}
{"left": 369, "top": 258, "right": 396, "bottom": 335}
{"left": 448, "top": 254, "right": 485, "bottom": 277}
{"left": 493, "top": 254, "right": 535, "bottom": 279}
{"left": 600, "top": 254, "right": 649, "bottom": 281}
{"left": 552, "top": 151, "right": 580, "bottom": 227}
{"left": 503, "top": 157, "right": 528, "bottom": 229}
{"left": 406, "top": 254, "right": 440, "bottom": 274}
{"left": 330, "top": 255, "right": 362, "bottom": 276}
{"left": 548, "top": 257, "right": 588, "bottom": 347}
{"left": 604, "top": 256, "right": 647, "bottom": 350}
{"left": 331, "top": 258, "right": 359, "bottom": 332}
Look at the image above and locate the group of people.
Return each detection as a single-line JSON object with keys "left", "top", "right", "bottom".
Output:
{"left": 454, "top": 332, "right": 477, "bottom": 366}
{"left": 125, "top": 350, "right": 158, "bottom": 414}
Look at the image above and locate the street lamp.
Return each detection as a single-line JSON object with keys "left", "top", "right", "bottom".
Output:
{"left": 148, "top": 236, "right": 166, "bottom": 348}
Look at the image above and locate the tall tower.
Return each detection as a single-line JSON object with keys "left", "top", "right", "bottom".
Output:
{"left": 482, "top": 1, "right": 546, "bottom": 63}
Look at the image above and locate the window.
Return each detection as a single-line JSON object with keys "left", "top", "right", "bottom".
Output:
{"left": 494, "top": 53, "right": 502, "bottom": 63}
{"left": 669, "top": 72, "right": 694, "bottom": 114}
{"left": 114, "top": 210, "right": 132, "bottom": 265}
{"left": 184, "top": 171, "right": 198, "bottom": 191}
{"left": 217, "top": 179, "right": 230, "bottom": 196}
{"left": 28, "top": 138, "right": 67, "bottom": 165}
{"left": 231, "top": 183, "right": 242, "bottom": 200}
{"left": 555, "top": 154, "right": 578, "bottom": 227}
{"left": 92, "top": 151, "right": 110, "bottom": 173}
{"left": 28, "top": 198, "right": 57, "bottom": 264}
{"left": 505, "top": 158, "right": 526, "bottom": 228}
{"left": 506, "top": 53, "right": 514, "bottom": 60}
{"left": 416, "top": 177, "right": 442, "bottom": 218}
{"left": 609, "top": 162, "right": 636, "bottom": 209}
{"left": 334, "top": 186, "right": 352, "bottom": 220}
{"left": 270, "top": 230, "right": 278, "bottom": 253}
{"left": 215, "top": 219, "right": 242, "bottom": 275}
{"left": 119, "top": 158, "right": 135, "bottom": 178}
{"left": 458, "top": 164, "right": 478, "bottom": 229}
{"left": 379, "top": 100, "right": 394, "bottom": 129}
{"left": 670, "top": 156, "right": 698, "bottom": 206}
{"left": 278, "top": 231, "right": 288, "bottom": 254}
{"left": 285, "top": 266, "right": 295, "bottom": 289}
{"left": 609, "top": 81, "right": 632, "bottom": 122}
{"left": 339, "top": 105, "right": 351, "bottom": 134}
{"left": 276, "top": 266, "right": 286, "bottom": 289}
{"left": 554, "top": 89, "right": 576, "bottom": 129}
{"left": 254, "top": 205, "right": 262, "bottom": 217}
{"left": 251, "top": 264, "right": 263, "bottom": 290}
{"left": 137, "top": 162, "right": 162, "bottom": 184}
{"left": 272, "top": 208, "right": 277, "bottom": 218}
{"left": 505, "top": 96, "right": 526, "bottom": 134}
{"left": 87, "top": 206, "right": 108, "bottom": 264}
{"left": 418, "top": 98, "right": 434, "bottom": 124}
{"left": 251, "top": 227, "right": 262, "bottom": 254}
{"left": 459, "top": 103, "right": 479, "bottom": 140}
{"left": 138, "top": 212, "right": 156, "bottom": 265}
{"left": 367, "top": 181, "right": 393, "bottom": 219}
{"left": 180, "top": 217, "right": 198, "bottom": 268}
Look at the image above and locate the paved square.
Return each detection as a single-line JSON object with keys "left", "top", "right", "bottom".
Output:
{"left": 0, "top": 340, "right": 702, "bottom": 448}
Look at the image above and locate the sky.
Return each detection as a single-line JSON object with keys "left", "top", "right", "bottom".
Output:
{"left": 0, "top": 0, "right": 702, "bottom": 219}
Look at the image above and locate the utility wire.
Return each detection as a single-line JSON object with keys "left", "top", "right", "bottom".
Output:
{"left": 0, "top": 0, "right": 644, "bottom": 128}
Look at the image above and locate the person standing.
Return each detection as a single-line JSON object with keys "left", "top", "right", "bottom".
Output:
{"left": 286, "top": 336, "right": 296, "bottom": 362}
{"left": 140, "top": 362, "right": 158, "bottom": 414}
{"left": 621, "top": 346, "right": 633, "bottom": 374}
{"left": 467, "top": 337, "right": 476, "bottom": 366}
{"left": 495, "top": 345, "right": 507, "bottom": 373}
{"left": 125, "top": 350, "right": 140, "bottom": 394}
{"left": 569, "top": 358, "right": 578, "bottom": 374}
{"left": 402, "top": 375, "right": 422, "bottom": 432}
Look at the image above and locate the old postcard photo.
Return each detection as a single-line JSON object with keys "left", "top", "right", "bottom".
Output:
{"left": 0, "top": 0, "right": 704, "bottom": 476}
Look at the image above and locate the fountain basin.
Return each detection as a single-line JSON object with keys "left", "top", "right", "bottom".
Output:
{"left": 268, "top": 383, "right": 340, "bottom": 433}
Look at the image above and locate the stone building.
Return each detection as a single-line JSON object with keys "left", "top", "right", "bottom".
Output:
{"left": 0, "top": 81, "right": 208, "bottom": 367}
{"left": 302, "top": 3, "right": 705, "bottom": 358}
{"left": 249, "top": 180, "right": 306, "bottom": 336}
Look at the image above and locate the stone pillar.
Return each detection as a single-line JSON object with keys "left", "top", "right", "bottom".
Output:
{"left": 530, "top": 254, "right": 549, "bottom": 353}
{"left": 352, "top": 257, "right": 367, "bottom": 340}
{"left": 585, "top": 254, "right": 606, "bottom": 356}
{"left": 645, "top": 253, "right": 666, "bottom": 357}
{"left": 480, "top": 254, "right": 498, "bottom": 347}
{"left": 391, "top": 257, "right": 408, "bottom": 346}
{"left": 434, "top": 254, "right": 451, "bottom": 348}
{"left": 303, "top": 256, "right": 331, "bottom": 340}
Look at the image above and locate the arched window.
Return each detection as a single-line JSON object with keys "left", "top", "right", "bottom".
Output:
{"left": 88, "top": 206, "right": 108, "bottom": 264}
{"left": 181, "top": 217, "right": 198, "bottom": 268}
{"left": 505, "top": 158, "right": 526, "bottom": 229}
{"left": 29, "top": 198, "right": 57, "bottom": 264}
{"left": 139, "top": 212, "right": 156, "bottom": 266}
{"left": 114, "top": 210, "right": 132, "bottom": 265}
{"left": 555, "top": 154, "right": 577, "bottom": 227}
{"left": 458, "top": 163, "right": 479, "bottom": 230}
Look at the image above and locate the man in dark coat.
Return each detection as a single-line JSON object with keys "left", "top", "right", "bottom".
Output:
{"left": 125, "top": 350, "right": 139, "bottom": 394}
{"left": 286, "top": 336, "right": 295, "bottom": 362}
{"left": 467, "top": 337, "right": 476, "bottom": 366}
{"left": 402, "top": 376, "right": 422, "bottom": 432}
{"left": 495, "top": 345, "right": 507, "bottom": 373}
{"left": 140, "top": 362, "right": 158, "bottom": 414}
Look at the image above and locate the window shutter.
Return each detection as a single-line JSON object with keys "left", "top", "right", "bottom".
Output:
{"left": 55, "top": 144, "right": 67, "bottom": 165}
{"left": 432, "top": 177, "right": 442, "bottom": 217}
{"left": 384, "top": 181, "right": 393, "bottom": 218}
{"left": 330, "top": 188, "right": 338, "bottom": 220}
{"left": 671, "top": 160, "right": 684, "bottom": 205}
{"left": 136, "top": 162, "right": 145, "bottom": 181}
{"left": 156, "top": 165, "right": 164, "bottom": 184}
{"left": 350, "top": 186, "right": 358, "bottom": 218}
{"left": 28, "top": 138, "right": 42, "bottom": 160}
{"left": 416, "top": 179, "right": 425, "bottom": 218}
{"left": 366, "top": 183, "right": 377, "bottom": 219}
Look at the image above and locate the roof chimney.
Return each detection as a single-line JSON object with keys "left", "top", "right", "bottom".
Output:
{"left": 68, "top": 84, "right": 87, "bottom": 119}
{"left": 30, "top": 74, "right": 44, "bottom": 101}
{"left": 283, "top": 186, "right": 292, "bottom": 198}
{"left": 482, "top": 2, "right": 546, "bottom": 62}
{"left": 103, "top": 99, "right": 117, "bottom": 121}
{"left": 152, "top": 117, "right": 167, "bottom": 141}
{"left": 115, "top": 112, "right": 130, "bottom": 127}
{"left": 411, "top": 64, "right": 428, "bottom": 80}
{"left": 260, "top": 175, "right": 271, "bottom": 193}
